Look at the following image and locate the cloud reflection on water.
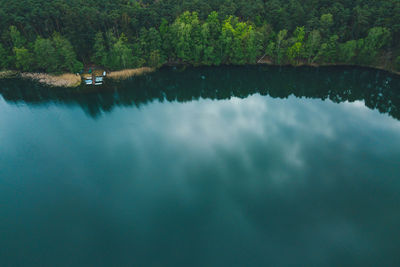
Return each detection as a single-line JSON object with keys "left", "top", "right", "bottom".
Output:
{"left": 1, "top": 74, "right": 400, "bottom": 265}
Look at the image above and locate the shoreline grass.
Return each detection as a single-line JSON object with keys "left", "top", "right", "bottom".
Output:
{"left": 107, "top": 67, "right": 155, "bottom": 80}
{"left": 0, "top": 70, "right": 18, "bottom": 78}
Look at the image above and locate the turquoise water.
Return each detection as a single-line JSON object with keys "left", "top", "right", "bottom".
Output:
{"left": 1, "top": 66, "right": 400, "bottom": 266}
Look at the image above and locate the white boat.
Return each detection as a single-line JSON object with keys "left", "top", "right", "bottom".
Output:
{"left": 82, "top": 71, "right": 105, "bottom": 86}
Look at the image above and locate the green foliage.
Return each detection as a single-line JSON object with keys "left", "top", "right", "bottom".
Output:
{"left": 338, "top": 40, "right": 357, "bottom": 63}
{"left": 201, "top": 11, "right": 222, "bottom": 65}
{"left": 92, "top": 33, "right": 107, "bottom": 66}
{"left": 91, "top": 32, "right": 144, "bottom": 70}
{"left": 316, "top": 35, "right": 338, "bottom": 63}
{"left": 358, "top": 27, "right": 391, "bottom": 64}
{"left": 395, "top": 56, "right": 400, "bottom": 71}
{"left": 287, "top": 27, "right": 305, "bottom": 64}
{"left": 287, "top": 42, "right": 302, "bottom": 64}
{"left": 107, "top": 34, "right": 134, "bottom": 70}
{"left": 148, "top": 50, "right": 163, "bottom": 68}
{"left": 275, "top": 30, "right": 288, "bottom": 64}
{"left": 9, "top": 26, "right": 26, "bottom": 49}
{"left": 0, "top": 44, "right": 9, "bottom": 70}
{"left": 34, "top": 37, "right": 57, "bottom": 72}
{"left": 266, "top": 41, "right": 276, "bottom": 59}
{"left": 233, "top": 20, "right": 253, "bottom": 63}
{"left": 170, "top": 11, "right": 202, "bottom": 62}
{"left": 52, "top": 34, "right": 83, "bottom": 73}
{"left": 353, "top": 5, "right": 372, "bottom": 39}
{"left": 165, "top": 11, "right": 261, "bottom": 66}
{"left": 293, "top": 26, "right": 305, "bottom": 43}
{"left": 219, "top": 16, "right": 261, "bottom": 64}
{"left": 139, "top": 27, "right": 164, "bottom": 66}
{"left": 1, "top": 1, "right": 400, "bottom": 71}
{"left": 305, "top": 30, "right": 321, "bottom": 63}
{"left": 320, "top": 14, "right": 334, "bottom": 38}
{"left": 159, "top": 19, "right": 174, "bottom": 61}
{"left": 13, "top": 47, "right": 33, "bottom": 71}
{"left": 32, "top": 35, "right": 83, "bottom": 73}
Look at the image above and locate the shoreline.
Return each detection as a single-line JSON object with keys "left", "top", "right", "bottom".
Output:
{"left": 106, "top": 67, "right": 155, "bottom": 80}
{"left": 0, "top": 71, "right": 82, "bottom": 87}
{"left": 21, "top": 73, "right": 82, "bottom": 87}
{"left": 256, "top": 59, "right": 400, "bottom": 76}
{"left": 1, "top": 63, "right": 399, "bottom": 88}
{"left": 0, "top": 67, "right": 156, "bottom": 87}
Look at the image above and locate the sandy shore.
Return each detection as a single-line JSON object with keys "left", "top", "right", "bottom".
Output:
{"left": 21, "top": 73, "right": 82, "bottom": 87}
{"left": 1, "top": 71, "right": 82, "bottom": 87}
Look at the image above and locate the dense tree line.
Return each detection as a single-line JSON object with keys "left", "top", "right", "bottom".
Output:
{"left": 0, "top": 0, "right": 400, "bottom": 73}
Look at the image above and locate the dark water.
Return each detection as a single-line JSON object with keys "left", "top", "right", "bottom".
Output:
{"left": 1, "top": 66, "right": 400, "bottom": 266}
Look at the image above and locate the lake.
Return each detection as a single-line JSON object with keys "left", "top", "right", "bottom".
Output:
{"left": 1, "top": 66, "right": 400, "bottom": 266}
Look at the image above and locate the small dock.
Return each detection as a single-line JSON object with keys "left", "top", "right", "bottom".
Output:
{"left": 82, "top": 68, "right": 106, "bottom": 86}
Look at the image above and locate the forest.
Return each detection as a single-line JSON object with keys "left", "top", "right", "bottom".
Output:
{"left": 0, "top": 0, "right": 400, "bottom": 73}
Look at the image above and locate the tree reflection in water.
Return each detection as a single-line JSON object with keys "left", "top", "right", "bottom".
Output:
{"left": 0, "top": 65, "right": 399, "bottom": 119}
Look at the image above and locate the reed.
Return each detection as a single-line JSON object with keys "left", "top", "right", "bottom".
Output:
{"left": 107, "top": 67, "right": 155, "bottom": 80}
{"left": 21, "top": 73, "right": 82, "bottom": 87}
{"left": 0, "top": 70, "right": 18, "bottom": 78}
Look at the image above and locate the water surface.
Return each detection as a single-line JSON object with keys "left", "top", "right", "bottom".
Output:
{"left": 1, "top": 66, "right": 400, "bottom": 266}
